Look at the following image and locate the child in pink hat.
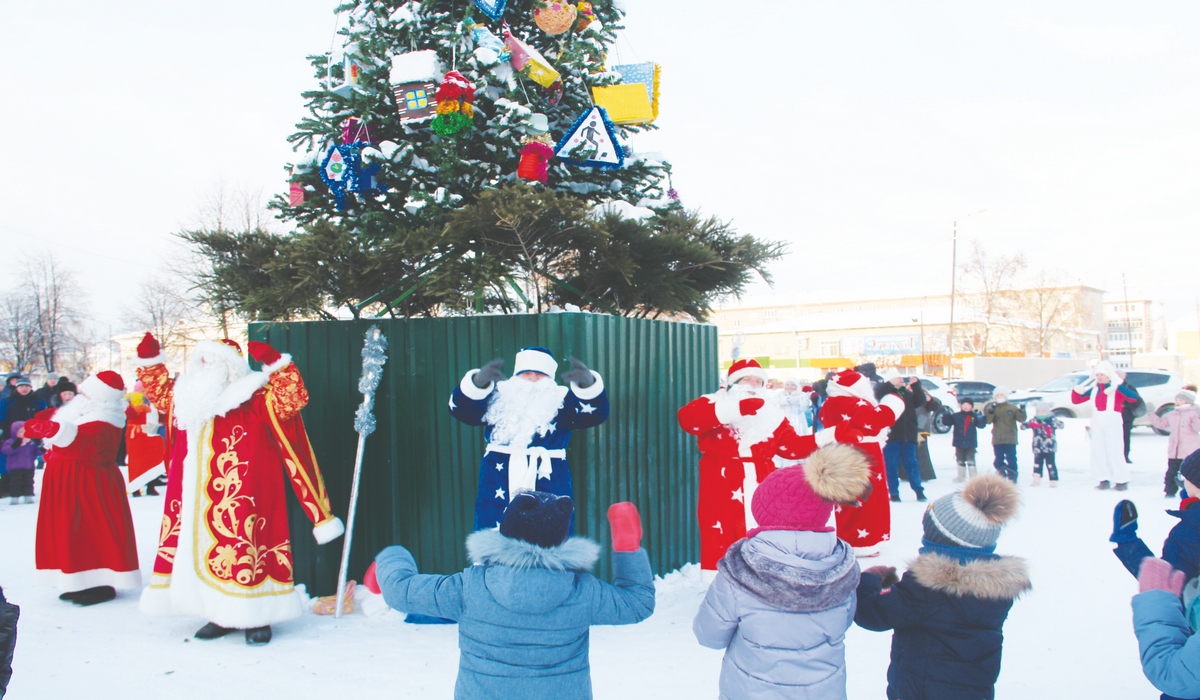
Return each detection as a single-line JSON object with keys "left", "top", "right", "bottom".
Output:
{"left": 693, "top": 444, "right": 873, "bottom": 699}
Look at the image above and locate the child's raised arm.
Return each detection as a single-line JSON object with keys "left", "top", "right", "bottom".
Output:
{"left": 854, "top": 567, "right": 922, "bottom": 632}
{"left": 374, "top": 545, "right": 465, "bottom": 621}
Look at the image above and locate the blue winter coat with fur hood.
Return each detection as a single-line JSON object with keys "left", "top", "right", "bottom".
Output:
{"left": 693, "top": 530, "right": 861, "bottom": 699}
{"left": 374, "top": 530, "right": 656, "bottom": 700}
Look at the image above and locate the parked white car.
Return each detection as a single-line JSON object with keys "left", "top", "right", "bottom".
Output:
{"left": 1008, "top": 369, "right": 1183, "bottom": 434}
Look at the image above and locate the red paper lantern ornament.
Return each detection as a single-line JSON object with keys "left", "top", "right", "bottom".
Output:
{"left": 431, "top": 71, "right": 476, "bottom": 136}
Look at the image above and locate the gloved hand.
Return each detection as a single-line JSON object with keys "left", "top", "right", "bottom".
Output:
{"left": 1139, "top": 557, "right": 1186, "bottom": 596}
{"left": 1110, "top": 500, "right": 1139, "bottom": 544}
{"left": 561, "top": 356, "right": 595, "bottom": 388}
{"left": 986, "top": 404, "right": 996, "bottom": 414}
{"left": 608, "top": 502, "right": 642, "bottom": 552}
{"left": 137, "top": 332, "right": 161, "bottom": 359}
{"left": 21, "top": 417, "right": 58, "bottom": 440}
{"left": 472, "top": 359, "right": 506, "bottom": 389}
{"left": 863, "top": 565, "right": 899, "bottom": 588}
{"left": 739, "top": 398, "right": 765, "bottom": 416}
{"left": 247, "top": 340, "right": 282, "bottom": 366}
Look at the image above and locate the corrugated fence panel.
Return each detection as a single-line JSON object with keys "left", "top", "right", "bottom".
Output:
{"left": 249, "top": 314, "right": 717, "bottom": 594}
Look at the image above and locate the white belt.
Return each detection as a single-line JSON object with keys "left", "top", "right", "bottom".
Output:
{"left": 486, "top": 444, "right": 567, "bottom": 499}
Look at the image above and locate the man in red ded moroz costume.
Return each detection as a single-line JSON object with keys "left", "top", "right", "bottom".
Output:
{"left": 819, "top": 369, "right": 906, "bottom": 556}
{"left": 678, "top": 359, "right": 869, "bottom": 579}
{"left": 24, "top": 371, "right": 140, "bottom": 606}
{"left": 133, "top": 333, "right": 345, "bottom": 645}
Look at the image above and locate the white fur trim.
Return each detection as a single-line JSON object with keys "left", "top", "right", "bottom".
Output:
{"left": 514, "top": 348, "right": 559, "bottom": 377}
{"left": 879, "top": 394, "right": 905, "bottom": 421}
{"left": 36, "top": 567, "right": 141, "bottom": 592}
{"left": 126, "top": 463, "right": 165, "bottom": 492}
{"left": 727, "top": 365, "right": 769, "bottom": 386}
{"left": 261, "top": 353, "right": 292, "bottom": 375}
{"left": 132, "top": 353, "right": 166, "bottom": 368}
{"left": 200, "top": 372, "right": 271, "bottom": 426}
{"left": 466, "top": 529, "right": 601, "bottom": 571}
{"left": 460, "top": 370, "right": 495, "bottom": 400}
{"left": 828, "top": 374, "right": 875, "bottom": 403}
{"left": 313, "top": 516, "right": 345, "bottom": 544}
{"left": 80, "top": 374, "right": 125, "bottom": 402}
{"left": 570, "top": 370, "right": 604, "bottom": 400}
{"left": 42, "top": 420, "right": 79, "bottom": 449}
{"left": 713, "top": 396, "right": 741, "bottom": 425}
{"left": 815, "top": 426, "right": 838, "bottom": 447}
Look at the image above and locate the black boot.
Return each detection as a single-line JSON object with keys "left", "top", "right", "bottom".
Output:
{"left": 70, "top": 586, "right": 116, "bottom": 606}
{"left": 245, "top": 626, "right": 272, "bottom": 645}
{"left": 58, "top": 591, "right": 82, "bottom": 602}
{"left": 194, "top": 622, "right": 236, "bottom": 639}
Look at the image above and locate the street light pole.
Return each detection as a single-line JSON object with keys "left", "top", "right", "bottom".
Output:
{"left": 947, "top": 221, "right": 957, "bottom": 378}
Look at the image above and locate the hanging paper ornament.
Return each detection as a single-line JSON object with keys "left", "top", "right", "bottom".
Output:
{"left": 352, "top": 162, "right": 388, "bottom": 197}
{"left": 430, "top": 71, "right": 476, "bottom": 137}
{"left": 320, "top": 144, "right": 361, "bottom": 209}
{"left": 533, "top": 1, "right": 577, "bottom": 35}
{"left": 541, "top": 80, "right": 565, "bottom": 107}
{"left": 574, "top": 2, "right": 595, "bottom": 32}
{"left": 340, "top": 117, "right": 374, "bottom": 145}
{"left": 330, "top": 43, "right": 367, "bottom": 98}
{"left": 288, "top": 182, "right": 306, "bottom": 207}
{"left": 390, "top": 50, "right": 443, "bottom": 124}
{"left": 592, "top": 63, "right": 660, "bottom": 125}
{"left": 474, "top": 0, "right": 507, "bottom": 22}
{"left": 470, "top": 23, "right": 511, "bottom": 63}
{"left": 554, "top": 106, "right": 624, "bottom": 170}
{"left": 504, "top": 28, "right": 561, "bottom": 88}
{"left": 517, "top": 113, "right": 554, "bottom": 183}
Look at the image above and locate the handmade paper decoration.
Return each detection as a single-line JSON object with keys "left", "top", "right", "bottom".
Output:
{"left": 470, "top": 23, "right": 510, "bottom": 63}
{"left": 289, "top": 182, "right": 305, "bottom": 207}
{"left": 474, "top": 0, "right": 506, "bottom": 22}
{"left": 574, "top": 1, "right": 595, "bottom": 32}
{"left": 353, "top": 162, "right": 387, "bottom": 196}
{"left": 330, "top": 44, "right": 366, "bottom": 98}
{"left": 533, "top": 1, "right": 577, "bottom": 35}
{"left": 517, "top": 113, "right": 554, "bottom": 183}
{"left": 390, "top": 50, "right": 442, "bottom": 124}
{"left": 592, "top": 63, "right": 660, "bottom": 124}
{"left": 554, "top": 106, "right": 624, "bottom": 170}
{"left": 341, "top": 117, "right": 374, "bottom": 145}
{"left": 504, "top": 28, "right": 561, "bottom": 88}
{"left": 431, "top": 71, "right": 476, "bottom": 136}
{"left": 541, "top": 80, "right": 564, "bottom": 107}
{"left": 320, "top": 144, "right": 360, "bottom": 208}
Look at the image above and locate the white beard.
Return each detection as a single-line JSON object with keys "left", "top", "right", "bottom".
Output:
{"left": 53, "top": 393, "right": 127, "bottom": 429}
{"left": 725, "top": 384, "right": 785, "bottom": 447}
{"left": 483, "top": 376, "right": 569, "bottom": 447}
{"left": 174, "top": 364, "right": 234, "bottom": 431}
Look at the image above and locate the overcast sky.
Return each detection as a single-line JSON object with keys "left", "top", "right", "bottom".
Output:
{"left": 3, "top": 1, "right": 1199, "bottom": 333}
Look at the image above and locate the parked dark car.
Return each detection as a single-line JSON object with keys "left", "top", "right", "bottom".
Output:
{"left": 947, "top": 380, "right": 999, "bottom": 407}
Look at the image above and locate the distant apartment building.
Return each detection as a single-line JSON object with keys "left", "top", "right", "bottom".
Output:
{"left": 1103, "top": 297, "right": 1166, "bottom": 368}
{"left": 713, "top": 285, "right": 1105, "bottom": 378}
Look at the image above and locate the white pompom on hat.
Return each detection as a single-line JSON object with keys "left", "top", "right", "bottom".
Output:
{"left": 726, "top": 358, "right": 769, "bottom": 385}
{"left": 514, "top": 346, "right": 558, "bottom": 377}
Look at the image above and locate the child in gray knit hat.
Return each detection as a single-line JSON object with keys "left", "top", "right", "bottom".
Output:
{"left": 855, "top": 475, "right": 1030, "bottom": 700}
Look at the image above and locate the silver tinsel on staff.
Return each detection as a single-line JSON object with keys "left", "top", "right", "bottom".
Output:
{"left": 335, "top": 326, "right": 388, "bottom": 618}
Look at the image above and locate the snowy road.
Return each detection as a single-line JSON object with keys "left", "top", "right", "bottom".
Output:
{"left": 0, "top": 420, "right": 1175, "bottom": 698}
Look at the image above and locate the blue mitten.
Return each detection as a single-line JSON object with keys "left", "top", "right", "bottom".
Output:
{"left": 1110, "top": 500, "right": 1139, "bottom": 544}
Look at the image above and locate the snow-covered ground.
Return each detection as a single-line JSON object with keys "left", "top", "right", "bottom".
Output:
{"left": 0, "top": 420, "right": 1178, "bottom": 698}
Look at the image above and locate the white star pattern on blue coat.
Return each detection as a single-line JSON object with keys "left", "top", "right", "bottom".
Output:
{"left": 578, "top": 402, "right": 597, "bottom": 414}
{"left": 495, "top": 487, "right": 505, "bottom": 499}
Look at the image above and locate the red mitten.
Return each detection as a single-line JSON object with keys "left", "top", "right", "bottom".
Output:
{"left": 137, "top": 332, "right": 161, "bottom": 359}
{"left": 22, "top": 417, "right": 59, "bottom": 440}
{"left": 864, "top": 565, "right": 899, "bottom": 588}
{"left": 739, "top": 398, "right": 765, "bottom": 416}
{"left": 608, "top": 502, "right": 643, "bottom": 552}
{"left": 362, "top": 561, "right": 381, "bottom": 595}
{"left": 1139, "top": 557, "right": 1186, "bottom": 596}
{"left": 834, "top": 423, "right": 865, "bottom": 444}
{"left": 247, "top": 341, "right": 282, "bottom": 366}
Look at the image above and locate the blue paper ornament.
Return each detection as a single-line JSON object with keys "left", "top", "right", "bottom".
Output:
{"left": 474, "top": 0, "right": 506, "bottom": 22}
{"left": 319, "top": 144, "right": 361, "bottom": 209}
{"left": 554, "top": 106, "right": 625, "bottom": 170}
{"left": 352, "top": 162, "right": 388, "bottom": 197}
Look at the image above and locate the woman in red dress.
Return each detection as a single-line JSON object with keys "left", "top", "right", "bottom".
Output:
{"left": 24, "top": 371, "right": 141, "bottom": 606}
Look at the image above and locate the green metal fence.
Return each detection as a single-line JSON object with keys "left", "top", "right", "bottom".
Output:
{"left": 249, "top": 313, "right": 718, "bottom": 595}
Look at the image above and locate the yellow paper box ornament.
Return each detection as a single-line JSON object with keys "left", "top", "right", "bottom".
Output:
{"left": 504, "top": 28, "right": 561, "bottom": 88}
{"left": 591, "top": 63, "right": 660, "bottom": 125}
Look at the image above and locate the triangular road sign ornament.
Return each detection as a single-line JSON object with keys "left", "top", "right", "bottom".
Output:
{"left": 554, "top": 106, "right": 624, "bottom": 170}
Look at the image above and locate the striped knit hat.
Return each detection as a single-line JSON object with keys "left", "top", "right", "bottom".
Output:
{"left": 923, "top": 475, "right": 1020, "bottom": 549}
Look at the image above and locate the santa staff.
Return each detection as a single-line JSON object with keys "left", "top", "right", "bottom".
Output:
{"left": 677, "top": 359, "right": 866, "bottom": 578}
{"left": 24, "top": 371, "right": 140, "bottom": 606}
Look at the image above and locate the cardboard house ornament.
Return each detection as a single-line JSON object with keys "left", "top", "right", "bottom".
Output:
{"left": 554, "top": 106, "right": 624, "bottom": 170}
{"left": 330, "top": 43, "right": 367, "bottom": 98}
{"left": 591, "top": 62, "right": 660, "bottom": 125}
{"left": 390, "top": 50, "right": 443, "bottom": 124}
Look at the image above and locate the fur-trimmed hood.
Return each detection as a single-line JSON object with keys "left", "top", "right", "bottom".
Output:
{"left": 909, "top": 552, "right": 1032, "bottom": 601}
{"left": 466, "top": 528, "right": 600, "bottom": 572}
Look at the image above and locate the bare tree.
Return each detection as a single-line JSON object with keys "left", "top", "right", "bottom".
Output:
{"left": 0, "top": 293, "right": 41, "bottom": 372}
{"left": 25, "top": 253, "right": 87, "bottom": 373}
{"left": 1011, "top": 270, "right": 1082, "bottom": 356}
{"left": 196, "top": 181, "right": 271, "bottom": 234}
{"left": 122, "top": 274, "right": 203, "bottom": 358}
{"left": 959, "top": 242, "right": 1027, "bottom": 354}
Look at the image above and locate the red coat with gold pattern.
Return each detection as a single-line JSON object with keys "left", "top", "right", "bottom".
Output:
{"left": 678, "top": 391, "right": 834, "bottom": 570}
{"left": 136, "top": 353, "right": 344, "bottom": 628}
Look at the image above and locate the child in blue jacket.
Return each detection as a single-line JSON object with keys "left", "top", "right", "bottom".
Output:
{"left": 373, "top": 492, "right": 655, "bottom": 700}
{"left": 1132, "top": 557, "right": 1200, "bottom": 700}
{"left": 1111, "top": 451, "right": 1200, "bottom": 583}
{"left": 855, "top": 475, "right": 1031, "bottom": 700}
{"left": 949, "top": 400, "right": 986, "bottom": 483}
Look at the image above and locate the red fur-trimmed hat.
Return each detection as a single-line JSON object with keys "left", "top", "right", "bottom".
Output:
{"left": 80, "top": 370, "right": 126, "bottom": 402}
{"left": 220, "top": 338, "right": 244, "bottom": 355}
{"left": 727, "top": 358, "right": 768, "bottom": 386}
{"left": 827, "top": 369, "right": 875, "bottom": 402}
